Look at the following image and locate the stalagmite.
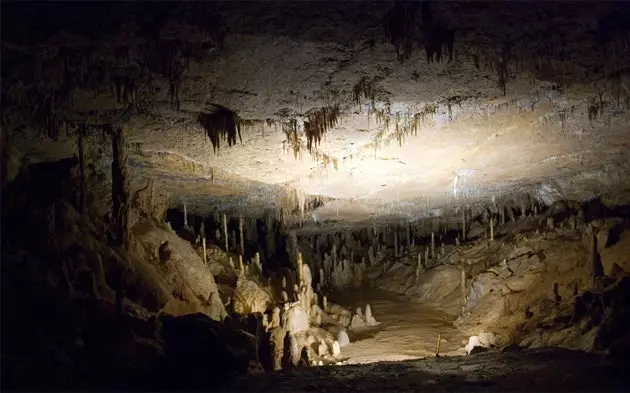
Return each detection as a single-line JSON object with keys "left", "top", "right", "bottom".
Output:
{"left": 239, "top": 215, "right": 245, "bottom": 256}
{"left": 239, "top": 255, "right": 244, "bottom": 273}
{"left": 424, "top": 247, "right": 429, "bottom": 265}
{"left": 229, "top": 257, "right": 234, "bottom": 269}
{"left": 500, "top": 206, "right": 505, "bottom": 225}
{"left": 297, "top": 252, "right": 303, "bottom": 283}
{"left": 490, "top": 216, "right": 494, "bottom": 241}
{"left": 183, "top": 203, "right": 188, "bottom": 227}
{"left": 337, "top": 330, "right": 350, "bottom": 347}
{"left": 588, "top": 229, "right": 604, "bottom": 287}
{"left": 262, "top": 313, "right": 269, "bottom": 329}
{"left": 441, "top": 242, "right": 445, "bottom": 256}
{"left": 323, "top": 295, "right": 328, "bottom": 311}
{"left": 435, "top": 333, "right": 442, "bottom": 357}
{"left": 365, "top": 304, "right": 378, "bottom": 326}
{"left": 431, "top": 232, "right": 435, "bottom": 259}
{"left": 281, "top": 291, "right": 288, "bottom": 302}
{"left": 271, "top": 307, "right": 281, "bottom": 328}
{"left": 202, "top": 237, "right": 207, "bottom": 263}
{"left": 547, "top": 216, "right": 554, "bottom": 230}
{"left": 552, "top": 282, "right": 561, "bottom": 303}
{"left": 223, "top": 213, "right": 228, "bottom": 251}
{"left": 416, "top": 253, "right": 423, "bottom": 282}
{"left": 282, "top": 276, "right": 287, "bottom": 289}
{"left": 331, "top": 341, "right": 341, "bottom": 357}
{"left": 461, "top": 269, "right": 467, "bottom": 311}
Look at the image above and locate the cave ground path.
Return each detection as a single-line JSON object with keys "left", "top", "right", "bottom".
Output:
{"left": 329, "top": 287, "right": 467, "bottom": 364}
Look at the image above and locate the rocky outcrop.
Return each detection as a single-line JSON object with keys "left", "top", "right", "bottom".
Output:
{"left": 232, "top": 277, "right": 271, "bottom": 315}
{"left": 132, "top": 220, "right": 227, "bottom": 320}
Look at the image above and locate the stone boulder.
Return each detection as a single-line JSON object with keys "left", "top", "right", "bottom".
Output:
{"left": 232, "top": 278, "right": 271, "bottom": 315}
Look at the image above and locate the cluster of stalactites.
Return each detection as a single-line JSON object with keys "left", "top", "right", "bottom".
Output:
{"left": 197, "top": 104, "right": 242, "bottom": 154}
{"left": 303, "top": 106, "right": 341, "bottom": 152}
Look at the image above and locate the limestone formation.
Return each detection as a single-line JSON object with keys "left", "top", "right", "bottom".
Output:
{"left": 588, "top": 229, "right": 604, "bottom": 286}
{"left": 330, "top": 340, "right": 341, "bottom": 357}
{"left": 337, "top": 329, "right": 350, "bottom": 347}
{"left": 271, "top": 306, "right": 281, "bottom": 329}
{"left": 365, "top": 304, "right": 378, "bottom": 326}
{"left": 298, "top": 346, "right": 310, "bottom": 368}
{"left": 232, "top": 277, "right": 271, "bottom": 314}
{"left": 282, "top": 302, "right": 310, "bottom": 334}
{"left": 317, "top": 342, "right": 328, "bottom": 356}
{"left": 552, "top": 282, "right": 561, "bottom": 304}
{"left": 349, "top": 313, "right": 366, "bottom": 330}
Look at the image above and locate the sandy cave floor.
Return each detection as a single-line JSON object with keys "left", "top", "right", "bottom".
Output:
{"left": 329, "top": 288, "right": 466, "bottom": 364}
{"left": 228, "top": 287, "right": 629, "bottom": 392}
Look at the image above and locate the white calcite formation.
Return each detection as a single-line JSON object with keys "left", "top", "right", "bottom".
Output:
{"left": 337, "top": 329, "right": 350, "bottom": 347}
{"left": 365, "top": 304, "right": 379, "bottom": 326}
{"left": 282, "top": 302, "right": 310, "bottom": 334}
{"left": 331, "top": 340, "right": 341, "bottom": 357}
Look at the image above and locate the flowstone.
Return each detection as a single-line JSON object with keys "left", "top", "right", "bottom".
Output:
{"left": 282, "top": 302, "right": 310, "bottom": 334}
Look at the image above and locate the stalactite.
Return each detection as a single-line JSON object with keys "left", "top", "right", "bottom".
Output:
{"left": 384, "top": 1, "right": 420, "bottom": 63}
{"left": 303, "top": 106, "right": 341, "bottom": 153}
{"left": 198, "top": 104, "right": 242, "bottom": 154}
{"left": 352, "top": 76, "right": 380, "bottom": 108}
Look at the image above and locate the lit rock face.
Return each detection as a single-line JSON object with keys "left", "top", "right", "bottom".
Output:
{"left": 3, "top": 2, "right": 630, "bottom": 226}
{"left": 232, "top": 277, "right": 271, "bottom": 315}
{"left": 282, "top": 302, "right": 310, "bottom": 334}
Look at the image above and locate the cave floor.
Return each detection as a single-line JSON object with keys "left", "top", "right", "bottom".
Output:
{"left": 329, "top": 287, "right": 467, "bottom": 363}
{"left": 228, "top": 348, "right": 627, "bottom": 392}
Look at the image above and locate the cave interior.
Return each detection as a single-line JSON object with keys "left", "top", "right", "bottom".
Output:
{"left": 2, "top": 1, "right": 630, "bottom": 391}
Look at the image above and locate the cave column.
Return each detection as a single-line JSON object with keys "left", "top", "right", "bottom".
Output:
{"left": 223, "top": 213, "right": 228, "bottom": 251}
{"left": 239, "top": 215, "right": 245, "bottom": 257}
{"left": 462, "top": 208, "right": 466, "bottom": 241}
{"left": 184, "top": 203, "right": 188, "bottom": 227}
{"left": 394, "top": 229, "right": 398, "bottom": 257}
{"left": 110, "top": 125, "right": 129, "bottom": 248}
{"left": 77, "top": 125, "right": 88, "bottom": 217}
{"left": 460, "top": 268, "right": 467, "bottom": 314}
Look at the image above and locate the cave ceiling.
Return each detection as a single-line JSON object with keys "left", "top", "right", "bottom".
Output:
{"left": 2, "top": 1, "right": 630, "bottom": 229}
